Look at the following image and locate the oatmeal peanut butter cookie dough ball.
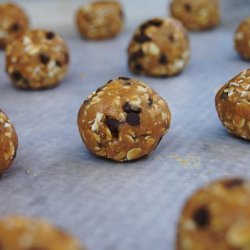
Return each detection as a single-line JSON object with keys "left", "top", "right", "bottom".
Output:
{"left": 128, "top": 18, "right": 190, "bottom": 77}
{"left": 235, "top": 17, "right": 250, "bottom": 60}
{"left": 78, "top": 77, "right": 171, "bottom": 162}
{"left": 0, "top": 2, "right": 29, "bottom": 48}
{"left": 0, "top": 216, "right": 85, "bottom": 250}
{"left": 177, "top": 178, "right": 250, "bottom": 250}
{"left": 0, "top": 109, "right": 18, "bottom": 174}
{"left": 170, "top": 0, "right": 220, "bottom": 31}
{"left": 5, "top": 29, "right": 70, "bottom": 90}
{"left": 76, "top": 0, "right": 124, "bottom": 40}
{"left": 215, "top": 69, "right": 250, "bottom": 140}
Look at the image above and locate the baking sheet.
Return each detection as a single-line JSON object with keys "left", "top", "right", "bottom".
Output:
{"left": 0, "top": 0, "right": 249, "bottom": 249}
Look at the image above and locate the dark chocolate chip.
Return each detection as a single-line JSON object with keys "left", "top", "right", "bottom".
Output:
{"left": 224, "top": 178, "right": 244, "bottom": 189}
{"left": 122, "top": 82, "right": 131, "bottom": 86}
{"left": 106, "top": 117, "right": 120, "bottom": 138}
{"left": 107, "top": 79, "right": 113, "bottom": 84}
{"left": 148, "top": 98, "right": 153, "bottom": 106}
{"left": 134, "top": 34, "right": 151, "bottom": 43}
{"left": 126, "top": 112, "right": 140, "bottom": 126}
{"left": 184, "top": 3, "right": 192, "bottom": 12}
{"left": 46, "top": 31, "right": 55, "bottom": 40}
{"left": 123, "top": 102, "right": 141, "bottom": 113}
{"left": 169, "top": 34, "right": 175, "bottom": 42}
{"left": 221, "top": 91, "right": 228, "bottom": 100}
{"left": 118, "top": 77, "right": 130, "bottom": 81}
{"left": 134, "top": 63, "right": 143, "bottom": 72}
{"left": 96, "top": 86, "right": 103, "bottom": 93}
{"left": 56, "top": 60, "right": 62, "bottom": 67}
{"left": 147, "top": 19, "right": 163, "bottom": 27}
{"left": 193, "top": 207, "right": 210, "bottom": 228}
{"left": 11, "top": 71, "right": 22, "bottom": 81}
{"left": 39, "top": 53, "right": 50, "bottom": 65}
{"left": 10, "top": 23, "right": 20, "bottom": 32}
{"left": 159, "top": 54, "right": 168, "bottom": 65}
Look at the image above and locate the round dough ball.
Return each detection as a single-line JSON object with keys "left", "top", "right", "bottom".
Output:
{"left": 0, "top": 216, "right": 84, "bottom": 250}
{"left": 235, "top": 17, "right": 250, "bottom": 60}
{"left": 76, "top": 0, "right": 124, "bottom": 40}
{"left": 215, "top": 69, "right": 250, "bottom": 140}
{"left": 77, "top": 77, "right": 171, "bottom": 162}
{"left": 177, "top": 178, "right": 250, "bottom": 250}
{"left": 127, "top": 17, "right": 190, "bottom": 77}
{"left": 0, "top": 109, "right": 18, "bottom": 174}
{"left": 170, "top": 0, "right": 220, "bottom": 31}
{"left": 5, "top": 29, "right": 70, "bottom": 90}
{"left": 0, "top": 2, "right": 29, "bottom": 48}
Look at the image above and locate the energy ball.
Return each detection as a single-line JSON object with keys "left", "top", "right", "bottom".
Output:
{"left": 177, "top": 178, "right": 250, "bottom": 250}
{"left": 5, "top": 29, "right": 70, "bottom": 90}
{"left": 0, "top": 216, "right": 85, "bottom": 250}
{"left": 170, "top": 0, "right": 220, "bottom": 31}
{"left": 0, "top": 2, "right": 29, "bottom": 48}
{"left": 235, "top": 17, "right": 250, "bottom": 60}
{"left": 128, "top": 18, "right": 190, "bottom": 77}
{"left": 78, "top": 77, "right": 171, "bottom": 162}
{"left": 215, "top": 69, "right": 250, "bottom": 140}
{"left": 76, "top": 0, "right": 124, "bottom": 40}
{"left": 0, "top": 109, "right": 18, "bottom": 174}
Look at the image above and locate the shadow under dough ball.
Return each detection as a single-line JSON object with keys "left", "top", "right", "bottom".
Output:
{"left": 77, "top": 77, "right": 171, "bottom": 162}
{"left": 170, "top": 0, "right": 220, "bottom": 31}
{"left": 76, "top": 0, "right": 124, "bottom": 40}
{"left": 127, "top": 17, "right": 190, "bottom": 77}
{"left": 235, "top": 17, "right": 250, "bottom": 60}
{"left": 0, "top": 2, "right": 29, "bottom": 48}
{"left": 0, "top": 216, "right": 85, "bottom": 250}
{"left": 5, "top": 30, "right": 70, "bottom": 90}
{"left": 215, "top": 69, "right": 250, "bottom": 140}
{"left": 0, "top": 109, "right": 18, "bottom": 174}
{"left": 177, "top": 178, "right": 250, "bottom": 250}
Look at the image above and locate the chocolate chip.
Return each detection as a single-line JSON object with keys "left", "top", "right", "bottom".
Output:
{"left": 106, "top": 117, "right": 120, "bottom": 138}
{"left": 39, "top": 53, "right": 50, "bottom": 64}
{"left": 126, "top": 112, "right": 140, "bottom": 126}
{"left": 193, "top": 207, "right": 210, "bottom": 228}
{"left": 148, "top": 98, "right": 153, "bottom": 106}
{"left": 10, "top": 23, "right": 20, "bottom": 32}
{"left": 147, "top": 19, "right": 163, "bottom": 27}
{"left": 56, "top": 60, "right": 62, "bottom": 67}
{"left": 159, "top": 54, "right": 168, "bottom": 64}
{"left": 134, "top": 34, "right": 151, "bottom": 43}
{"left": 22, "top": 78, "right": 30, "bottom": 86}
{"left": 96, "top": 86, "right": 103, "bottom": 93}
{"left": 46, "top": 31, "right": 55, "bottom": 40}
{"left": 11, "top": 71, "right": 22, "bottom": 81}
{"left": 122, "top": 82, "right": 131, "bottom": 86}
{"left": 221, "top": 91, "right": 228, "bottom": 100}
{"left": 184, "top": 3, "right": 192, "bottom": 12}
{"left": 64, "top": 53, "right": 70, "bottom": 64}
{"left": 118, "top": 77, "right": 130, "bottom": 81}
{"left": 169, "top": 34, "right": 175, "bottom": 42}
{"left": 224, "top": 178, "right": 244, "bottom": 189}
{"left": 134, "top": 63, "right": 143, "bottom": 72}
{"left": 130, "top": 50, "right": 144, "bottom": 61}
{"left": 107, "top": 79, "right": 113, "bottom": 84}
{"left": 123, "top": 102, "right": 141, "bottom": 113}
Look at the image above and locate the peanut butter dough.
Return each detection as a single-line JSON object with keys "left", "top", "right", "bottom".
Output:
{"left": 78, "top": 77, "right": 171, "bottom": 162}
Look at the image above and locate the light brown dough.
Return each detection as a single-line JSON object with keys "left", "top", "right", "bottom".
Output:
{"left": 0, "top": 109, "right": 18, "bottom": 174}
{"left": 170, "top": 0, "right": 220, "bottom": 31}
{"left": 128, "top": 17, "right": 190, "bottom": 77}
{"left": 177, "top": 178, "right": 250, "bottom": 250}
{"left": 76, "top": 0, "right": 124, "bottom": 40}
{"left": 6, "top": 29, "right": 70, "bottom": 90}
{"left": 215, "top": 69, "right": 250, "bottom": 140}
{"left": 78, "top": 77, "right": 171, "bottom": 162}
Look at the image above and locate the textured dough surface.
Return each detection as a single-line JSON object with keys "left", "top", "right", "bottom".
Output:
{"left": 177, "top": 178, "right": 250, "bottom": 250}
{"left": 215, "top": 69, "right": 250, "bottom": 140}
{"left": 6, "top": 29, "right": 70, "bottom": 90}
{"left": 128, "top": 17, "right": 190, "bottom": 77}
{"left": 76, "top": 0, "right": 124, "bottom": 40}
{"left": 170, "top": 0, "right": 220, "bottom": 31}
{"left": 0, "top": 216, "right": 84, "bottom": 250}
{"left": 0, "top": 109, "right": 18, "bottom": 174}
{"left": 0, "top": 2, "right": 29, "bottom": 48}
{"left": 78, "top": 77, "right": 171, "bottom": 162}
